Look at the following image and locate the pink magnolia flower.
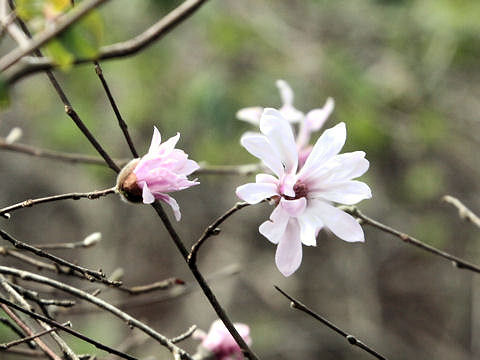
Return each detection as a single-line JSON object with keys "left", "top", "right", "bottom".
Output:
{"left": 116, "top": 126, "right": 199, "bottom": 221}
{"left": 236, "top": 80, "right": 334, "bottom": 167}
{"left": 236, "top": 108, "right": 371, "bottom": 276}
{"left": 193, "top": 320, "right": 251, "bottom": 360}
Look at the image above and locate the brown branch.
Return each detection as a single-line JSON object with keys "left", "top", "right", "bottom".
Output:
{"left": 0, "top": 138, "right": 128, "bottom": 166}
{"left": 119, "top": 278, "right": 185, "bottom": 295}
{"left": 0, "top": 316, "right": 37, "bottom": 349}
{"left": 0, "top": 304, "right": 62, "bottom": 360}
{"left": 1, "top": 322, "right": 70, "bottom": 350}
{"left": 94, "top": 61, "right": 138, "bottom": 158}
{"left": 0, "top": 229, "right": 121, "bottom": 286}
{"left": 171, "top": 325, "right": 197, "bottom": 344}
{"left": 151, "top": 202, "right": 260, "bottom": 360}
{"left": 188, "top": 202, "right": 250, "bottom": 265}
{"left": 0, "top": 187, "right": 116, "bottom": 218}
{"left": 274, "top": 286, "right": 388, "bottom": 360}
{"left": 0, "top": 0, "right": 110, "bottom": 71}
{"left": 0, "top": 298, "right": 138, "bottom": 360}
{"left": 0, "top": 266, "right": 194, "bottom": 360}
{"left": 342, "top": 206, "right": 480, "bottom": 274}
{"left": 5, "top": 0, "right": 210, "bottom": 84}
{"left": 443, "top": 195, "right": 480, "bottom": 229}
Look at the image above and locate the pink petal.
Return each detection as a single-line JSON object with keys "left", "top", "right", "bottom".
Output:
{"left": 259, "top": 204, "right": 290, "bottom": 244}
{"left": 310, "top": 180, "right": 372, "bottom": 205}
{"left": 240, "top": 134, "right": 284, "bottom": 177}
{"left": 236, "top": 183, "right": 279, "bottom": 204}
{"left": 280, "top": 197, "right": 306, "bottom": 217}
{"left": 260, "top": 108, "right": 298, "bottom": 174}
{"left": 141, "top": 182, "right": 155, "bottom": 204}
{"left": 148, "top": 126, "right": 161, "bottom": 154}
{"left": 298, "top": 122, "right": 346, "bottom": 182}
{"left": 159, "top": 132, "right": 180, "bottom": 154}
{"left": 236, "top": 107, "right": 263, "bottom": 125}
{"left": 312, "top": 200, "right": 364, "bottom": 242}
{"left": 275, "top": 219, "right": 302, "bottom": 276}
{"left": 158, "top": 194, "right": 181, "bottom": 221}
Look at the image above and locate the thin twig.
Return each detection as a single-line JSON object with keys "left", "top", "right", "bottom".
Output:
{"left": 119, "top": 278, "right": 185, "bottom": 295}
{"left": 0, "top": 275, "right": 78, "bottom": 360}
{"left": 151, "top": 202, "right": 260, "bottom": 360}
{"left": 5, "top": 0, "right": 210, "bottom": 83}
{"left": 9, "top": 11, "right": 120, "bottom": 174}
{"left": 0, "top": 229, "right": 121, "bottom": 286}
{"left": 9, "top": 283, "right": 75, "bottom": 308}
{"left": 0, "top": 316, "right": 37, "bottom": 349}
{"left": 0, "top": 266, "right": 194, "bottom": 360}
{"left": 342, "top": 206, "right": 480, "bottom": 274}
{"left": 0, "top": 304, "right": 62, "bottom": 360}
{"left": 0, "top": 138, "right": 128, "bottom": 166}
{"left": 94, "top": 61, "right": 138, "bottom": 158}
{"left": 0, "top": 298, "right": 138, "bottom": 360}
{"left": 0, "top": 187, "right": 116, "bottom": 218}
{"left": 171, "top": 325, "right": 197, "bottom": 344}
{"left": 0, "top": 0, "right": 110, "bottom": 71}
{"left": 274, "top": 286, "right": 388, "bottom": 360}
{"left": 1, "top": 347, "right": 46, "bottom": 357}
{"left": 188, "top": 202, "right": 250, "bottom": 265}
{"left": 443, "top": 195, "right": 480, "bottom": 229}
{"left": 1, "top": 322, "right": 70, "bottom": 350}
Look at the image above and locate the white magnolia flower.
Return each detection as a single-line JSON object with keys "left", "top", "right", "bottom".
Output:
{"left": 236, "top": 108, "right": 371, "bottom": 276}
{"left": 236, "top": 80, "right": 334, "bottom": 167}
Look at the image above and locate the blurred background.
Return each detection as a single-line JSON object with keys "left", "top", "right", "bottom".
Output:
{"left": 1, "top": 0, "right": 480, "bottom": 359}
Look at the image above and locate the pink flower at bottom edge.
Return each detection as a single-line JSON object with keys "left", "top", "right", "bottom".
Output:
{"left": 116, "top": 126, "right": 199, "bottom": 221}
{"left": 193, "top": 320, "right": 251, "bottom": 360}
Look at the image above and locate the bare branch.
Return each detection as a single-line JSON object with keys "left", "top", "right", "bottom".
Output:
{"left": 443, "top": 195, "right": 480, "bottom": 229}
{"left": 119, "top": 278, "right": 185, "bottom": 295}
{"left": 0, "top": 266, "right": 194, "bottom": 360}
{"left": 0, "top": 298, "right": 139, "bottom": 360}
{"left": 0, "top": 229, "right": 121, "bottom": 286}
{"left": 171, "top": 325, "right": 197, "bottom": 344}
{"left": 0, "top": 187, "right": 116, "bottom": 218}
{"left": 151, "top": 202, "right": 260, "bottom": 360}
{"left": 188, "top": 202, "right": 250, "bottom": 265}
{"left": 5, "top": 0, "right": 210, "bottom": 84}
{"left": 342, "top": 206, "right": 480, "bottom": 274}
{"left": 1, "top": 322, "right": 70, "bottom": 350}
{"left": 0, "top": 303, "right": 62, "bottom": 360}
{"left": 0, "top": 0, "right": 110, "bottom": 71}
{"left": 274, "top": 286, "right": 388, "bottom": 360}
{"left": 94, "top": 61, "right": 138, "bottom": 158}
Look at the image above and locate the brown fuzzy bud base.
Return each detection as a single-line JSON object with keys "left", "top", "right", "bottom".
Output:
{"left": 116, "top": 159, "right": 143, "bottom": 203}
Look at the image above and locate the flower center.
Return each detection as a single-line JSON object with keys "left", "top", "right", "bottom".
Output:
{"left": 283, "top": 180, "right": 308, "bottom": 200}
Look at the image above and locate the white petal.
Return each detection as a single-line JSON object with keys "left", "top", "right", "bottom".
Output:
{"left": 241, "top": 134, "right": 284, "bottom": 177}
{"left": 305, "top": 97, "right": 334, "bottom": 131}
{"left": 275, "top": 219, "right": 303, "bottom": 276}
{"left": 276, "top": 79, "right": 294, "bottom": 105}
{"left": 141, "top": 182, "right": 155, "bottom": 204}
{"left": 297, "top": 211, "right": 322, "bottom": 246}
{"left": 311, "top": 181, "right": 372, "bottom": 205}
{"left": 256, "top": 173, "right": 278, "bottom": 184}
{"left": 326, "top": 151, "right": 370, "bottom": 182}
{"left": 260, "top": 108, "right": 298, "bottom": 173}
{"left": 148, "top": 126, "right": 162, "bottom": 153}
{"left": 299, "top": 122, "right": 346, "bottom": 181}
{"left": 280, "top": 105, "right": 304, "bottom": 123}
{"left": 259, "top": 204, "right": 290, "bottom": 244}
{"left": 312, "top": 201, "right": 364, "bottom": 243}
{"left": 236, "top": 183, "right": 279, "bottom": 204}
{"left": 236, "top": 107, "right": 263, "bottom": 125}
{"left": 280, "top": 197, "right": 306, "bottom": 217}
